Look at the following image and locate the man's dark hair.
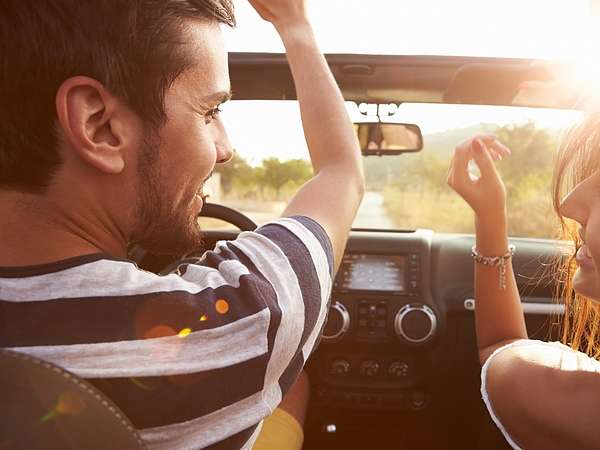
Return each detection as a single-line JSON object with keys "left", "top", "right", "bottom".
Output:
{"left": 0, "top": 0, "right": 235, "bottom": 193}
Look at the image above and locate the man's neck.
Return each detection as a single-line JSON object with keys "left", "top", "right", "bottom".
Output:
{"left": 0, "top": 192, "right": 128, "bottom": 267}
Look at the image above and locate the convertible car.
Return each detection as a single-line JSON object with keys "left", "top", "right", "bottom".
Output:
{"left": 4, "top": 2, "right": 590, "bottom": 449}
{"left": 127, "top": 49, "right": 580, "bottom": 449}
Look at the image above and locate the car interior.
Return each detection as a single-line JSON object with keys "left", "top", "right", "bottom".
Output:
{"left": 3, "top": 3, "right": 591, "bottom": 449}
{"left": 131, "top": 53, "right": 577, "bottom": 450}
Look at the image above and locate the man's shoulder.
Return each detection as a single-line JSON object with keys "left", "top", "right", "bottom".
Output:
{"left": 248, "top": 215, "right": 334, "bottom": 278}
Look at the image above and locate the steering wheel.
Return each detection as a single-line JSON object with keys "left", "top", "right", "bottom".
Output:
{"left": 130, "top": 203, "right": 257, "bottom": 273}
{"left": 198, "top": 203, "right": 257, "bottom": 232}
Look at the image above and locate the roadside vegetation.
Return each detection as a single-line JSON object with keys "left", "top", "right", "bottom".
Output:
{"left": 380, "top": 122, "right": 561, "bottom": 238}
{"left": 213, "top": 122, "right": 562, "bottom": 238}
{"left": 206, "top": 155, "right": 312, "bottom": 227}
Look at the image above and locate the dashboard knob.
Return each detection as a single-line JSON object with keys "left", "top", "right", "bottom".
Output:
{"left": 394, "top": 304, "right": 437, "bottom": 345}
{"left": 322, "top": 301, "right": 350, "bottom": 342}
{"left": 388, "top": 361, "right": 409, "bottom": 378}
{"left": 330, "top": 359, "right": 351, "bottom": 376}
{"left": 359, "top": 360, "right": 380, "bottom": 377}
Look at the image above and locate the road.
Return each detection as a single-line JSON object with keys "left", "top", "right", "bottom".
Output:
{"left": 207, "top": 191, "right": 396, "bottom": 230}
{"left": 353, "top": 191, "right": 395, "bottom": 229}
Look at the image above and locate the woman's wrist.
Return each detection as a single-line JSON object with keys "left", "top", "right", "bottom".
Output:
{"left": 475, "top": 212, "right": 509, "bottom": 255}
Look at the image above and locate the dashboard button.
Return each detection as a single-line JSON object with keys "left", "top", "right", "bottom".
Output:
{"left": 388, "top": 361, "right": 409, "bottom": 378}
{"left": 359, "top": 360, "right": 380, "bottom": 377}
{"left": 322, "top": 302, "right": 351, "bottom": 343}
{"left": 394, "top": 304, "right": 437, "bottom": 345}
{"left": 329, "top": 359, "right": 351, "bottom": 376}
{"left": 411, "top": 390, "right": 426, "bottom": 409}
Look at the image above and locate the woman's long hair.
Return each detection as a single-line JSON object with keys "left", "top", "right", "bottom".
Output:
{"left": 552, "top": 112, "right": 600, "bottom": 357}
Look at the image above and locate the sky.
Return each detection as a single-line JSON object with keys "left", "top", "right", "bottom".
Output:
{"left": 220, "top": 0, "right": 594, "bottom": 164}
{"left": 224, "top": 0, "right": 593, "bottom": 59}
{"left": 220, "top": 101, "right": 582, "bottom": 165}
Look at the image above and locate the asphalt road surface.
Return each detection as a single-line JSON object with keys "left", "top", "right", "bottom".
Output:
{"left": 353, "top": 191, "right": 395, "bottom": 229}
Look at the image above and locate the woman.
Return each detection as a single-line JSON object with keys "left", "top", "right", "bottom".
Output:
{"left": 447, "top": 122, "right": 600, "bottom": 450}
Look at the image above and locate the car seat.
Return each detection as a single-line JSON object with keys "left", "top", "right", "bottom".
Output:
{"left": 0, "top": 348, "right": 145, "bottom": 450}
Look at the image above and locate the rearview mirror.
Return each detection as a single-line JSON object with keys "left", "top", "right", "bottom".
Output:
{"left": 355, "top": 123, "right": 423, "bottom": 156}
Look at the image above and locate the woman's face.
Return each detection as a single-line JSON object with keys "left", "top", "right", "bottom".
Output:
{"left": 559, "top": 171, "right": 600, "bottom": 301}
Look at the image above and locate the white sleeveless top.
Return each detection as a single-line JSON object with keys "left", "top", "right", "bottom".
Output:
{"left": 480, "top": 339, "right": 600, "bottom": 450}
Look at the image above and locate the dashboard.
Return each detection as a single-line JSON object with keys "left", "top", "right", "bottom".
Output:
{"left": 302, "top": 229, "right": 562, "bottom": 449}
{"left": 152, "top": 227, "right": 563, "bottom": 449}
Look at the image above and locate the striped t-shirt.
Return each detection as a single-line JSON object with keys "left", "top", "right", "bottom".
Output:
{"left": 0, "top": 216, "right": 333, "bottom": 450}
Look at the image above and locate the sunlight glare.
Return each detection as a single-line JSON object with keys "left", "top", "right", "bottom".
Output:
{"left": 227, "top": 0, "right": 592, "bottom": 59}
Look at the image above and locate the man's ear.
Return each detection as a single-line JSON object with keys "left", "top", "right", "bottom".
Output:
{"left": 55, "top": 76, "right": 137, "bottom": 174}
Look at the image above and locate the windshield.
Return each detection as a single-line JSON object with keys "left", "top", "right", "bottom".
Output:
{"left": 201, "top": 101, "right": 581, "bottom": 238}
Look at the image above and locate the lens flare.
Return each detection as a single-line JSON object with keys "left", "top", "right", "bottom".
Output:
{"left": 41, "top": 391, "right": 86, "bottom": 423}
{"left": 178, "top": 327, "right": 192, "bottom": 338}
{"left": 199, "top": 314, "right": 208, "bottom": 322}
{"left": 130, "top": 377, "right": 161, "bottom": 391}
{"left": 143, "top": 325, "right": 176, "bottom": 339}
{"left": 215, "top": 299, "right": 229, "bottom": 314}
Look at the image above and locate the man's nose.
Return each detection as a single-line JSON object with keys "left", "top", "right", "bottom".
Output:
{"left": 214, "top": 120, "right": 233, "bottom": 164}
{"left": 217, "top": 141, "right": 233, "bottom": 163}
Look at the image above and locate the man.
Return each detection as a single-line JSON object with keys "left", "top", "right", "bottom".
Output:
{"left": 0, "top": 0, "right": 364, "bottom": 448}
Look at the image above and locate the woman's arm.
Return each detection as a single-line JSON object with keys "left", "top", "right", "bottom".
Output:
{"left": 449, "top": 136, "right": 600, "bottom": 450}
{"left": 447, "top": 136, "right": 527, "bottom": 363}
{"left": 487, "top": 343, "right": 600, "bottom": 450}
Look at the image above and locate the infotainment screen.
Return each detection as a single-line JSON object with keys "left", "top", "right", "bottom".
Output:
{"left": 337, "top": 254, "right": 407, "bottom": 292}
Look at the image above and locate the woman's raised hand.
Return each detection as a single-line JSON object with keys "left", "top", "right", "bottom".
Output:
{"left": 447, "top": 135, "right": 512, "bottom": 221}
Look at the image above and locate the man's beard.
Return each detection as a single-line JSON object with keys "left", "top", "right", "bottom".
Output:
{"left": 130, "top": 134, "right": 204, "bottom": 257}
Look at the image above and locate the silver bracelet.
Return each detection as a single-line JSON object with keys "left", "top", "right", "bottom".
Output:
{"left": 471, "top": 245, "right": 515, "bottom": 290}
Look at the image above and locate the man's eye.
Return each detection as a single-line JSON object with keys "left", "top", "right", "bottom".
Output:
{"left": 204, "top": 106, "right": 222, "bottom": 124}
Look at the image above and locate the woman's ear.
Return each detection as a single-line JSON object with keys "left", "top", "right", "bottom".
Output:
{"left": 55, "top": 76, "right": 138, "bottom": 174}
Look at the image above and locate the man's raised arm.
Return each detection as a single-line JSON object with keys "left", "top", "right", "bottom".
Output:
{"left": 249, "top": 0, "right": 365, "bottom": 271}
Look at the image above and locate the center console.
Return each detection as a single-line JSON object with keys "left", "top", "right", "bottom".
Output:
{"left": 310, "top": 230, "right": 440, "bottom": 412}
{"left": 323, "top": 252, "right": 436, "bottom": 345}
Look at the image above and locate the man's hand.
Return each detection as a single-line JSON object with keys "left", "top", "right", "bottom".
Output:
{"left": 248, "top": 0, "right": 308, "bottom": 31}
{"left": 447, "top": 135, "right": 512, "bottom": 222}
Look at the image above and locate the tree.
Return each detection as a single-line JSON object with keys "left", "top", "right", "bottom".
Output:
{"left": 214, "top": 151, "right": 255, "bottom": 195}
{"left": 495, "top": 122, "right": 557, "bottom": 198}
{"left": 380, "top": 121, "right": 561, "bottom": 238}
{"left": 494, "top": 122, "right": 559, "bottom": 237}
{"left": 260, "top": 157, "right": 312, "bottom": 199}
